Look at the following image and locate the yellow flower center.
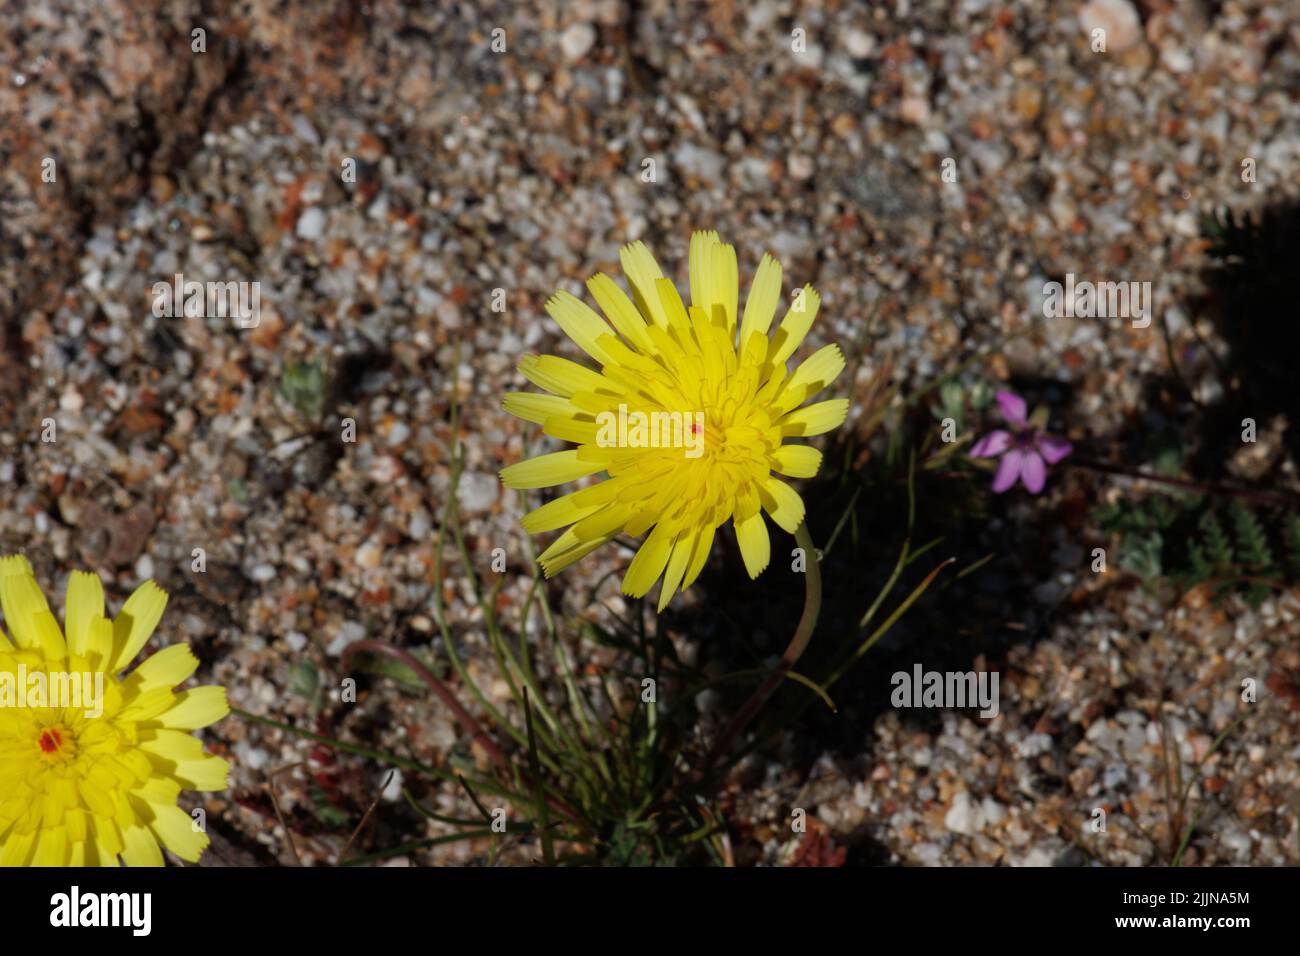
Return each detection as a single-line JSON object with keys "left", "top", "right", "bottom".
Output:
{"left": 1, "top": 662, "right": 130, "bottom": 787}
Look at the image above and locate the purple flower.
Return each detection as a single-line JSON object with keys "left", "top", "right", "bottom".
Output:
{"left": 970, "top": 391, "right": 1072, "bottom": 494}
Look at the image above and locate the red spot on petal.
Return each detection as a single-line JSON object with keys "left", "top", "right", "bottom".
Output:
{"left": 38, "top": 729, "right": 62, "bottom": 753}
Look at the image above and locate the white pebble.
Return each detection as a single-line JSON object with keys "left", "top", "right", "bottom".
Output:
{"left": 296, "top": 207, "right": 325, "bottom": 240}
{"left": 787, "top": 154, "right": 815, "bottom": 180}
{"left": 981, "top": 798, "right": 1008, "bottom": 826}
{"left": 945, "top": 791, "right": 983, "bottom": 835}
{"left": 381, "top": 769, "right": 404, "bottom": 802}
{"left": 560, "top": 22, "right": 596, "bottom": 62}
{"left": 845, "top": 29, "right": 875, "bottom": 59}
{"left": 1078, "top": 0, "right": 1142, "bottom": 53}
{"left": 456, "top": 471, "right": 499, "bottom": 514}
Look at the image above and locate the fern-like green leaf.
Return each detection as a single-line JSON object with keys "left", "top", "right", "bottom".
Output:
{"left": 1229, "top": 500, "right": 1274, "bottom": 573}
{"left": 1188, "top": 539, "right": 1213, "bottom": 580}
{"left": 1199, "top": 510, "right": 1234, "bottom": 569}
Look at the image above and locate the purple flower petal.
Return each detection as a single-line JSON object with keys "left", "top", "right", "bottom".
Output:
{"left": 995, "top": 391, "right": 1027, "bottom": 427}
{"left": 1037, "top": 434, "right": 1072, "bottom": 465}
{"left": 991, "top": 449, "right": 1024, "bottom": 493}
{"left": 1020, "top": 450, "right": 1046, "bottom": 494}
{"left": 970, "top": 429, "right": 1011, "bottom": 458}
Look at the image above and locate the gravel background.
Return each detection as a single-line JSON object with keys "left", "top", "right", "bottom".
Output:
{"left": 2, "top": 0, "right": 1299, "bottom": 865}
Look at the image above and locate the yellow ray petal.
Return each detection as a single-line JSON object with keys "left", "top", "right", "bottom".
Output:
{"left": 64, "top": 571, "right": 105, "bottom": 657}
{"left": 571, "top": 502, "right": 635, "bottom": 542}
{"left": 621, "top": 522, "right": 675, "bottom": 598}
{"left": 111, "top": 581, "right": 169, "bottom": 673}
{"left": 587, "top": 272, "right": 655, "bottom": 353}
{"left": 501, "top": 450, "right": 607, "bottom": 490}
{"left": 518, "top": 353, "right": 608, "bottom": 397}
{"left": 0, "top": 555, "right": 64, "bottom": 655}
{"left": 738, "top": 253, "right": 783, "bottom": 347}
{"left": 541, "top": 415, "right": 601, "bottom": 446}
{"left": 759, "top": 476, "right": 806, "bottom": 533}
{"left": 85, "top": 617, "right": 115, "bottom": 672}
{"left": 126, "top": 643, "right": 199, "bottom": 693}
{"left": 0, "top": 829, "right": 35, "bottom": 866}
{"left": 776, "top": 343, "right": 845, "bottom": 414}
{"left": 151, "top": 686, "right": 228, "bottom": 731}
{"left": 32, "top": 828, "right": 67, "bottom": 866}
{"left": 545, "top": 290, "right": 617, "bottom": 365}
{"left": 768, "top": 285, "right": 821, "bottom": 366}
{"left": 688, "top": 231, "right": 719, "bottom": 315}
{"left": 171, "top": 756, "right": 230, "bottom": 792}
{"left": 118, "top": 686, "right": 176, "bottom": 723}
{"left": 503, "top": 392, "right": 574, "bottom": 424}
{"left": 142, "top": 801, "right": 209, "bottom": 863}
{"left": 680, "top": 522, "right": 717, "bottom": 589}
{"left": 780, "top": 398, "right": 850, "bottom": 436}
{"left": 29, "top": 610, "right": 68, "bottom": 659}
{"left": 139, "top": 728, "right": 207, "bottom": 762}
{"left": 772, "top": 444, "right": 823, "bottom": 479}
{"left": 537, "top": 526, "right": 615, "bottom": 576}
{"left": 655, "top": 276, "right": 691, "bottom": 330}
{"left": 619, "top": 240, "right": 670, "bottom": 328}
{"left": 120, "top": 823, "right": 164, "bottom": 867}
{"left": 710, "top": 240, "right": 739, "bottom": 332}
{"left": 521, "top": 495, "right": 603, "bottom": 534}
{"left": 734, "top": 512, "right": 771, "bottom": 578}
{"left": 657, "top": 529, "right": 696, "bottom": 611}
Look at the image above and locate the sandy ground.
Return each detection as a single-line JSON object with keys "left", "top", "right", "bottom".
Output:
{"left": 2, "top": 0, "right": 1299, "bottom": 865}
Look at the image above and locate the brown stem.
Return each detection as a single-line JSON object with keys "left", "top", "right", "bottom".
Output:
{"left": 341, "top": 639, "right": 583, "bottom": 825}
{"left": 343, "top": 640, "right": 508, "bottom": 769}
{"left": 1071, "top": 458, "right": 1300, "bottom": 509}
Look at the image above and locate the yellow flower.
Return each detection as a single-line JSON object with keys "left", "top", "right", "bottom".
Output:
{"left": 0, "top": 556, "right": 229, "bottom": 866}
{"left": 502, "top": 231, "right": 847, "bottom": 609}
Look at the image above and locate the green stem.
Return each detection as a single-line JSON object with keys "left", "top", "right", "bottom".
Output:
{"left": 699, "top": 521, "right": 822, "bottom": 775}
{"left": 824, "top": 556, "right": 955, "bottom": 691}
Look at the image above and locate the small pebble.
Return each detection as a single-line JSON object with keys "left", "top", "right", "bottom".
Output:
{"left": 560, "top": 22, "right": 596, "bottom": 61}
{"left": 1078, "top": 0, "right": 1142, "bottom": 53}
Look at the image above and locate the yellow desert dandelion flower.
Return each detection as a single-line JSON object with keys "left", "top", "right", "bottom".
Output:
{"left": 501, "top": 231, "right": 848, "bottom": 609}
{"left": 0, "top": 556, "right": 229, "bottom": 866}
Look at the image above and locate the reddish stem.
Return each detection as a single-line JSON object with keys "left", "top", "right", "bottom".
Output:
{"left": 341, "top": 639, "right": 582, "bottom": 825}
{"left": 1071, "top": 458, "right": 1300, "bottom": 509}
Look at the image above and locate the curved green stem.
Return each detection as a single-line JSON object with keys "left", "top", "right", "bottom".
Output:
{"left": 699, "top": 521, "right": 822, "bottom": 775}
